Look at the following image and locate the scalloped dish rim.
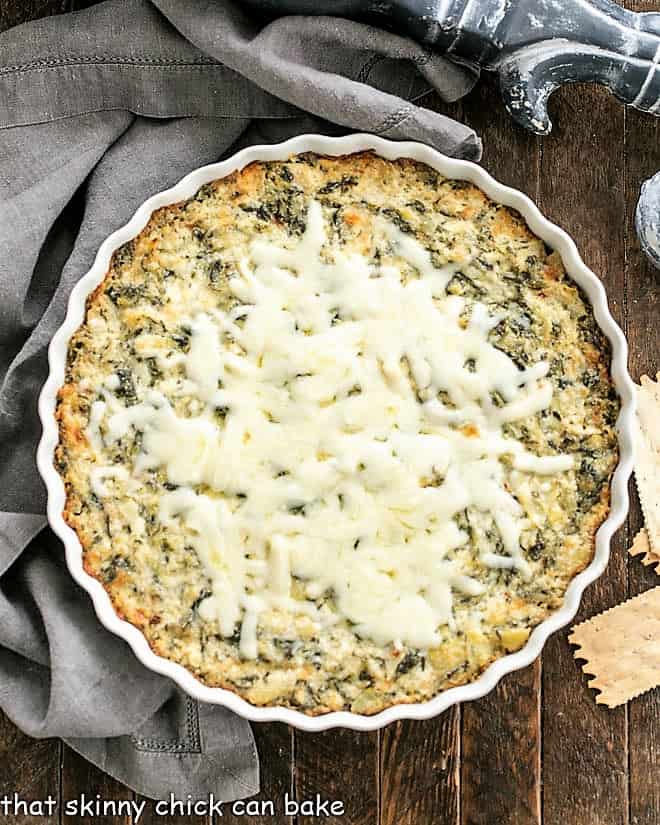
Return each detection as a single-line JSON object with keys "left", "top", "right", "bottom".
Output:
{"left": 36, "top": 133, "right": 635, "bottom": 731}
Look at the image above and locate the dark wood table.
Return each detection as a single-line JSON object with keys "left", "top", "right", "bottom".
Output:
{"left": 2, "top": 2, "right": 659, "bottom": 823}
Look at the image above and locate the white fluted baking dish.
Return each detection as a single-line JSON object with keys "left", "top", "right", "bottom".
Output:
{"left": 37, "top": 133, "right": 635, "bottom": 731}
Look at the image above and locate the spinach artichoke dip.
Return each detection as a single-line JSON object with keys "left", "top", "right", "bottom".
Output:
{"left": 56, "top": 151, "right": 619, "bottom": 714}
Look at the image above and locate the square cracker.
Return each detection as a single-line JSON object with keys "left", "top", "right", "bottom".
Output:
{"left": 569, "top": 587, "right": 660, "bottom": 707}
{"left": 635, "top": 374, "right": 660, "bottom": 554}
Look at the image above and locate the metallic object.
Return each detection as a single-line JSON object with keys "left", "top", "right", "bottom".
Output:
{"left": 636, "top": 172, "right": 660, "bottom": 271}
{"left": 243, "top": 0, "right": 660, "bottom": 134}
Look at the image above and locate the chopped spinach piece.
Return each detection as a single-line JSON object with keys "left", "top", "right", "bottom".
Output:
{"left": 581, "top": 369, "right": 601, "bottom": 388}
{"left": 380, "top": 207, "right": 413, "bottom": 234}
{"left": 446, "top": 272, "right": 485, "bottom": 297}
{"left": 102, "top": 554, "right": 131, "bottom": 583}
{"left": 145, "top": 356, "right": 162, "bottom": 384}
{"left": 208, "top": 259, "right": 229, "bottom": 291}
{"left": 105, "top": 283, "right": 145, "bottom": 307}
{"left": 114, "top": 367, "right": 138, "bottom": 405}
{"left": 194, "top": 183, "right": 215, "bottom": 203}
{"left": 112, "top": 240, "right": 135, "bottom": 268}
{"left": 317, "top": 176, "right": 358, "bottom": 195}
{"left": 171, "top": 328, "right": 191, "bottom": 351}
{"left": 396, "top": 651, "right": 425, "bottom": 676}
{"left": 191, "top": 589, "right": 212, "bottom": 613}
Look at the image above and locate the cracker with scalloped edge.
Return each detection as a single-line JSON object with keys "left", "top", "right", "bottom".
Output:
{"left": 634, "top": 373, "right": 660, "bottom": 555}
{"left": 629, "top": 527, "right": 660, "bottom": 573}
{"left": 569, "top": 587, "right": 660, "bottom": 707}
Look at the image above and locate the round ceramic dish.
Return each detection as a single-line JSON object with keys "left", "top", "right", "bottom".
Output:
{"left": 37, "top": 133, "right": 635, "bottom": 732}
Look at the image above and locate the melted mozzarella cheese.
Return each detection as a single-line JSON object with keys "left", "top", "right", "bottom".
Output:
{"left": 90, "top": 201, "right": 573, "bottom": 655}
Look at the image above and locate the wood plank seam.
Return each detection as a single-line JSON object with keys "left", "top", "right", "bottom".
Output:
{"left": 536, "top": 134, "right": 544, "bottom": 825}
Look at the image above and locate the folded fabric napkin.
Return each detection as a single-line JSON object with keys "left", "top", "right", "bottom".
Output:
{"left": 0, "top": 0, "right": 480, "bottom": 801}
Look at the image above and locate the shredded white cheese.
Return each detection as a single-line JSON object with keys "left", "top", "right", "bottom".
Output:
{"left": 90, "top": 201, "right": 573, "bottom": 657}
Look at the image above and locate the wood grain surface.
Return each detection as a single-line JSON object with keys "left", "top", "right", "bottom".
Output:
{"left": 1, "top": 2, "right": 658, "bottom": 823}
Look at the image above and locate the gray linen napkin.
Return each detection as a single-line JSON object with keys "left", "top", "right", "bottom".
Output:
{"left": 0, "top": 0, "right": 480, "bottom": 802}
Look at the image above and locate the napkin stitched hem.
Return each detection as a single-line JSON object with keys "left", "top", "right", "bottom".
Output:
{"left": 131, "top": 697, "right": 201, "bottom": 753}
